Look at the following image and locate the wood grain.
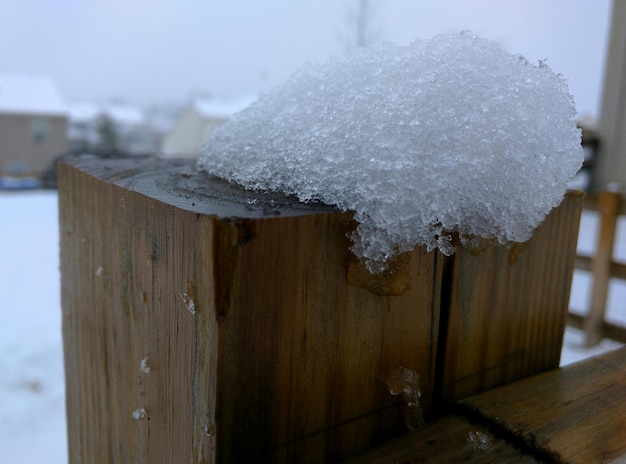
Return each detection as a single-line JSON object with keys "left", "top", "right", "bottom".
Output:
{"left": 58, "top": 158, "right": 441, "bottom": 463}
{"left": 58, "top": 158, "right": 583, "bottom": 463}
{"left": 459, "top": 347, "right": 626, "bottom": 463}
{"left": 584, "top": 191, "right": 621, "bottom": 347}
{"left": 343, "top": 414, "right": 540, "bottom": 463}
{"left": 440, "top": 192, "right": 583, "bottom": 403}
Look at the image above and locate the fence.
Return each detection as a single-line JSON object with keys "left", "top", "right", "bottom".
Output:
{"left": 568, "top": 191, "right": 626, "bottom": 347}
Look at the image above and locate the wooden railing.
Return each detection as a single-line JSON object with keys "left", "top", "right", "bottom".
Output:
{"left": 568, "top": 191, "right": 626, "bottom": 347}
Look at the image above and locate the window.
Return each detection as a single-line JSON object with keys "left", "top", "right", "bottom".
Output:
{"left": 30, "top": 118, "right": 49, "bottom": 144}
{"left": 4, "top": 161, "right": 29, "bottom": 174}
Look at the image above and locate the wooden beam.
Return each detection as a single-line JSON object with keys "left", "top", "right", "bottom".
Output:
{"left": 440, "top": 190, "right": 583, "bottom": 402}
{"left": 584, "top": 191, "right": 621, "bottom": 347}
{"left": 343, "top": 414, "right": 541, "bottom": 463}
{"left": 58, "top": 158, "right": 441, "bottom": 462}
{"left": 459, "top": 347, "right": 626, "bottom": 463}
{"left": 58, "top": 158, "right": 583, "bottom": 463}
{"left": 350, "top": 347, "right": 626, "bottom": 463}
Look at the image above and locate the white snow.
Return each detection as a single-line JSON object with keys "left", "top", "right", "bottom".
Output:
{"left": 67, "top": 101, "right": 145, "bottom": 126}
{"left": 0, "top": 73, "right": 67, "bottom": 116}
{"left": 180, "top": 292, "right": 196, "bottom": 315}
{"left": 0, "top": 188, "right": 623, "bottom": 461}
{"left": 193, "top": 95, "right": 257, "bottom": 120}
{"left": 0, "top": 191, "right": 66, "bottom": 463}
{"left": 198, "top": 32, "right": 583, "bottom": 272}
{"left": 140, "top": 357, "right": 151, "bottom": 374}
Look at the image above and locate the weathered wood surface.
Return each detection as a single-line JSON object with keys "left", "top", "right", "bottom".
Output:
{"left": 583, "top": 191, "right": 621, "bottom": 347}
{"left": 58, "top": 157, "right": 582, "bottom": 463}
{"left": 459, "top": 346, "right": 626, "bottom": 464}
{"left": 343, "top": 414, "right": 540, "bottom": 463}
{"left": 440, "top": 191, "right": 583, "bottom": 403}
{"left": 58, "top": 158, "right": 441, "bottom": 463}
{"left": 347, "top": 347, "right": 626, "bottom": 463}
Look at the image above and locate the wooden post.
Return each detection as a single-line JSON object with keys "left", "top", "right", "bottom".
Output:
{"left": 58, "top": 158, "right": 582, "bottom": 463}
{"left": 440, "top": 191, "right": 583, "bottom": 402}
{"left": 584, "top": 191, "right": 621, "bottom": 347}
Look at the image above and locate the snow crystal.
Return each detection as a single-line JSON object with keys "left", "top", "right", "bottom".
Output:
{"left": 131, "top": 408, "right": 146, "bottom": 420}
{"left": 180, "top": 292, "right": 196, "bottom": 315}
{"left": 467, "top": 430, "right": 491, "bottom": 452}
{"left": 198, "top": 31, "right": 583, "bottom": 272}
{"left": 139, "top": 356, "right": 150, "bottom": 374}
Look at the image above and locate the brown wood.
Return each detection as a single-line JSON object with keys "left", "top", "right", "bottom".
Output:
{"left": 582, "top": 193, "right": 626, "bottom": 215}
{"left": 570, "top": 191, "right": 626, "bottom": 346}
{"left": 584, "top": 191, "right": 621, "bottom": 347}
{"left": 58, "top": 158, "right": 442, "bottom": 463}
{"left": 440, "top": 190, "right": 583, "bottom": 402}
{"left": 569, "top": 312, "right": 626, "bottom": 344}
{"left": 459, "top": 346, "right": 626, "bottom": 464}
{"left": 58, "top": 158, "right": 583, "bottom": 463}
{"left": 342, "top": 414, "right": 540, "bottom": 463}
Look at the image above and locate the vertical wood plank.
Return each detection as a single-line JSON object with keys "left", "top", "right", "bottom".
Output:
{"left": 213, "top": 213, "right": 442, "bottom": 462}
{"left": 584, "top": 191, "right": 621, "bottom": 347}
{"left": 59, "top": 162, "right": 219, "bottom": 463}
{"left": 440, "top": 192, "right": 583, "bottom": 403}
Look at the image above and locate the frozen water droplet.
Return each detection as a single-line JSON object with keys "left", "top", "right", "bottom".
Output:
{"left": 181, "top": 292, "right": 196, "bottom": 315}
{"left": 382, "top": 366, "right": 424, "bottom": 430}
{"left": 140, "top": 356, "right": 151, "bottom": 374}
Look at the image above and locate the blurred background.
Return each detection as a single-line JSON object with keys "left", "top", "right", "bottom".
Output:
{"left": 0, "top": 0, "right": 614, "bottom": 174}
{"left": 1, "top": 1, "right": 625, "bottom": 462}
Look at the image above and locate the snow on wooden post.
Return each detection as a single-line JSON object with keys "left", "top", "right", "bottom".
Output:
{"left": 58, "top": 157, "right": 582, "bottom": 463}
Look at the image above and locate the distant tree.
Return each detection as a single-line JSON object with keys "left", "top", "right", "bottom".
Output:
{"left": 340, "top": 0, "right": 381, "bottom": 49}
{"left": 95, "top": 113, "right": 120, "bottom": 154}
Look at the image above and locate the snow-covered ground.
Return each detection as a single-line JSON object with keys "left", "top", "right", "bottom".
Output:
{"left": 0, "top": 191, "right": 623, "bottom": 463}
{"left": 561, "top": 209, "right": 626, "bottom": 365}
{"left": 0, "top": 191, "right": 66, "bottom": 463}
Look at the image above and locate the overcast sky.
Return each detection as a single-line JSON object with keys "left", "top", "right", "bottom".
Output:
{"left": 0, "top": 0, "right": 613, "bottom": 117}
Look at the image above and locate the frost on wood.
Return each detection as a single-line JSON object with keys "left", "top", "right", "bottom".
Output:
{"left": 139, "top": 356, "right": 150, "bottom": 374}
{"left": 467, "top": 430, "right": 491, "bottom": 453}
{"left": 382, "top": 366, "right": 424, "bottom": 430}
{"left": 180, "top": 292, "right": 196, "bottom": 315}
{"left": 198, "top": 31, "right": 583, "bottom": 272}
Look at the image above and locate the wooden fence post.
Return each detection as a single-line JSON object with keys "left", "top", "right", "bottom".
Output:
{"left": 583, "top": 191, "right": 621, "bottom": 347}
{"left": 58, "top": 158, "right": 582, "bottom": 463}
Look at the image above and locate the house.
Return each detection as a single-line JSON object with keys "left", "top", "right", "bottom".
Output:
{"left": 161, "top": 95, "right": 256, "bottom": 158}
{"left": 0, "top": 73, "right": 68, "bottom": 179}
{"left": 591, "top": 0, "right": 626, "bottom": 193}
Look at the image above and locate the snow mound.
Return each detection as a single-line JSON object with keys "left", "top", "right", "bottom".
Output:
{"left": 198, "top": 32, "right": 583, "bottom": 272}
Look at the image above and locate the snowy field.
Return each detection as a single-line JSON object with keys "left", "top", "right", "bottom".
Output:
{"left": 0, "top": 190, "right": 624, "bottom": 462}
{"left": 0, "top": 191, "right": 66, "bottom": 463}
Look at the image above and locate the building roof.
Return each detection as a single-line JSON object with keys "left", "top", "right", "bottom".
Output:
{"left": 0, "top": 72, "right": 66, "bottom": 116}
{"left": 193, "top": 95, "right": 257, "bottom": 119}
{"left": 68, "top": 101, "right": 145, "bottom": 126}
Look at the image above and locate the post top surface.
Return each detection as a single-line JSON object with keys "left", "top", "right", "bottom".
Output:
{"left": 62, "top": 157, "right": 340, "bottom": 219}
